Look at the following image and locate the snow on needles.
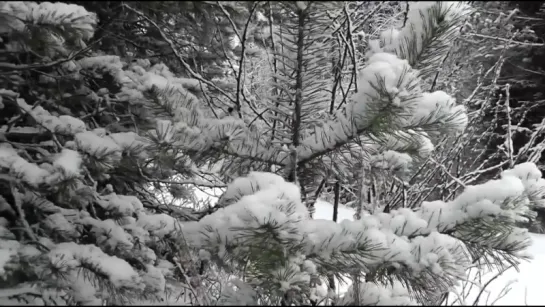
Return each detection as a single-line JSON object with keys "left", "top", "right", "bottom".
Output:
{"left": 48, "top": 242, "right": 142, "bottom": 288}
{"left": 16, "top": 98, "right": 86, "bottom": 135}
{"left": 294, "top": 1, "right": 468, "bottom": 173}
{"left": 380, "top": 1, "right": 470, "bottom": 74}
{"left": 0, "top": 190, "right": 189, "bottom": 304}
{"left": 72, "top": 55, "right": 287, "bottom": 165}
{"left": 0, "top": 144, "right": 84, "bottom": 187}
{"left": 0, "top": 1, "right": 97, "bottom": 58}
{"left": 183, "top": 163, "right": 543, "bottom": 301}
{"left": 0, "top": 1, "right": 533, "bottom": 305}
{"left": 0, "top": 1, "right": 97, "bottom": 38}
{"left": 298, "top": 51, "right": 467, "bottom": 165}
{"left": 53, "top": 149, "right": 83, "bottom": 177}
{"left": 298, "top": 2, "right": 469, "bottom": 167}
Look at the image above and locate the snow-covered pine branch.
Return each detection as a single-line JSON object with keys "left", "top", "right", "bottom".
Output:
{"left": 380, "top": 1, "right": 470, "bottom": 80}
{"left": 181, "top": 161, "right": 542, "bottom": 304}
{"left": 297, "top": 52, "right": 468, "bottom": 166}
{"left": 294, "top": 2, "right": 469, "bottom": 182}
{"left": 0, "top": 1, "right": 541, "bottom": 306}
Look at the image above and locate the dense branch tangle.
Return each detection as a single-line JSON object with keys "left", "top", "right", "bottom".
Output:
{"left": 139, "top": 1, "right": 360, "bottom": 190}
{"left": 1, "top": 1, "right": 542, "bottom": 306}
{"left": 141, "top": 2, "right": 469, "bottom": 201}
{"left": 103, "top": 3, "right": 467, "bottom": 220}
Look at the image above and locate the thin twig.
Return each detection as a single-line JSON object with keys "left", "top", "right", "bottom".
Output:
{"left": 11, "top": 184, "right": 49, "bottom": 252}
{"left": 217, "top": 1, "right": 259, "bottom": 117}
{"left": 430, "top": 158, "right": 466, "bottom": 188}
{"left": 466, "top": 33, "right": 544, "bottom": 47}
{"left": 504, "top": 84, "right": 514, "bottom": 168}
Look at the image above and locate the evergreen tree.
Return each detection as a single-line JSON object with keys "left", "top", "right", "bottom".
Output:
{"left": 0, "top": 1, "right": 543, "bottom": 306}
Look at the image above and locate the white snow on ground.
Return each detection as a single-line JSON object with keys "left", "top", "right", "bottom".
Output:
{"left": 451, "top": 233, "right": 545, "bottom": 306}
{"left": 313, "top": 199, "right": 356, "bottom": 222}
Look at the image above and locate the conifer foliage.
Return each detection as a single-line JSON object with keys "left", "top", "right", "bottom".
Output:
{"left": 0, "top": 1, "right": 544, "bottom": 305}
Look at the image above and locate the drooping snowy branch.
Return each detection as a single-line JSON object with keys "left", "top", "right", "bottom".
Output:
{"left": 180, "top": 162, "right": 541, "bottom": 303}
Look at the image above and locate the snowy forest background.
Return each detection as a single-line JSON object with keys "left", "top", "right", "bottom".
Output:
{"left": 2, "top": 0, "right": 545, "bottom": 305}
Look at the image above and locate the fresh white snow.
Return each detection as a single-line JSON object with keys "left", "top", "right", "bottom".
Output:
{"left": 314, "top": 198, "right": 545, "bottom": 306}
{"left": 313, "top": 199, "right": 356, "bottom": 222}
{"left": 451, "top": 233, "right": 545, "bottom": 306}
{"left": 192, "top": 186, "right": 545, "bottom": 305}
